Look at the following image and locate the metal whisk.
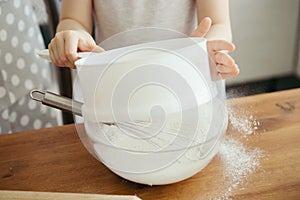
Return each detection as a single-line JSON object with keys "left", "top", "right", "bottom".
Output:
{"left": 30, "top": 90, "right": 206, "bottom": 149}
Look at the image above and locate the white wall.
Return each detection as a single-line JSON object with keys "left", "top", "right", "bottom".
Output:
{"left": 227, "top": 0, "right": 300, "bottom": 85}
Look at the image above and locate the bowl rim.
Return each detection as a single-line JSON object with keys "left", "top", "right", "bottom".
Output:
{"left": 75, "top": 37, "right": 207, "bottom": 68}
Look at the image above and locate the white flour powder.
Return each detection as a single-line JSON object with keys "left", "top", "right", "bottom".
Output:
{"left": 86, "top": 100, "right": 224, "bottom": 185}
{"left": 85, "top": 98, "right": 264, "bottom": 190}
{"left": 209, "top": 138, "right": 264, "bottom": 200}
{"left": 207, "top": 105, "right": 265, "bottom": 199}
{"left": 228, "top": 107, "right": 260, "bottom": 135}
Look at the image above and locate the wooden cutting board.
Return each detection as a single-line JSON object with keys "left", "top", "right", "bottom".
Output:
{"left": 0, "top": 190, "right": 142, "bottom": 200}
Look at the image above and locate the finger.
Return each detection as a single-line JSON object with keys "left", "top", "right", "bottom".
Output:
{"left": 207, "top": 40, "right": 235, "bottom": 52}
{"left": 55, "top": 35, "right": 68, "bottom": 65}
{"left": 48, "top": 43, "right": 57, "bottom": 66}
{"left": 49, "top": 39, "right": 62, "bottom": 66}
{"left": 78, "top": 35, "right": 96, "bottom": 52}
{"left": 191, "top": 17, "right": 212, "bottom": 37}
{"left": 214, "top": 51, "right": 235, "bottom": 66}
{"left": 64, "top": 32, "right": 80, "bottom": 66}
{"left": 217, "top": 64, "right": 240, "bottom": 77}
{"left": 216, "top": 64, "right": 236, "bottom": 73}
{"left": 64, "top": 57, "right": 76, "bottom": 69}
{"left": 218, "top": 72, "right": 238, "bottom": 79}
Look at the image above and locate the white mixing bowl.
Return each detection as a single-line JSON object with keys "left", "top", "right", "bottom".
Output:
{"left": 74, "top": 37, "right": 228, "bottom": 185}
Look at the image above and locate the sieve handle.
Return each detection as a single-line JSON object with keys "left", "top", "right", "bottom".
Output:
{"left": 37, "top": 49, "right": 95, "bottom": 62}
{"left": 30, "top": 89, "right": 83, "bottom": 116}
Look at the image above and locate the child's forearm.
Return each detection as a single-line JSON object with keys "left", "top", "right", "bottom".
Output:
{"left": 56, "top": 0, "right": 93, "bottom": 34}
{"left": 205, "top": 23, "right": 232, "bottom": 42}
{"left": 195, "top": 0, "right": 232, "bottom": 42}
{"left": 56, "top": 19, "right": 91, "bottom": 34}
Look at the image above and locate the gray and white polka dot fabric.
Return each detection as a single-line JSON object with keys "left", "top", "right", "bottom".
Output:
{"left": 30, "top": 0, "right": 48, "bottom": 24}
{"left": 0, "top": 0, "right": 59, "bottom": 134}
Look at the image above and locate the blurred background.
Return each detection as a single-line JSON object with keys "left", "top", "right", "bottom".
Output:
{"left": 36, "top": 0, "right": 300, "bottom": 99}
{"left": 227, "top": 0, "right": 300, "bottom": 97}
{"left": 1, "top": 0, "right": 300, "bottom": 129}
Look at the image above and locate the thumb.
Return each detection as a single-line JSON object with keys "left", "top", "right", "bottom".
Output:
{"left": 78, "top": 37, "right": 98, "bottom": 52}
{"left": 191, "top": 17, "right": 212, "bottom": 37}
{"left": 92, "top": 45, "right": 105, "bottom": 53}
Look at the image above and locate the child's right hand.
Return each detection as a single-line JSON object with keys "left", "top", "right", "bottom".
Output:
{"left": 48, "top": 30, "right": 103, "bottom": 68}
{"left": 191, "top": 17, "right": 239, "bottom": 80}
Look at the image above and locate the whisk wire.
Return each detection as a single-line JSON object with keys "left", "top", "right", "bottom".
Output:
{"left": 114, "top": 121, "right": 207, "bottom": 149}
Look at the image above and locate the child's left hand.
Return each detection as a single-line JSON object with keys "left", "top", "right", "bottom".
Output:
{"left": 191, "top": 17, "right": 239, "bottom": 79}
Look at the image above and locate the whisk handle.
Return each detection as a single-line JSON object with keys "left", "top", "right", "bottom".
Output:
{"left": 30, "top": 90, "right": 83, "bottom": 116}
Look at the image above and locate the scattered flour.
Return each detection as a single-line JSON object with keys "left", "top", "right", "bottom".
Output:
{"left": 228, "top": 107, "right": 260, "bottom": 136}
{"left": 86, "top": 97, "right": 265, "bottom": 194}
{"left": 209, "top": 138, "right": 264, "bottom": 200}
{"left": 207, "top": 105, "right": 265, "bottom": 199}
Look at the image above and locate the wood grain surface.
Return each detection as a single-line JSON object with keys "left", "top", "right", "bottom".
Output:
{"left": 0, "top": 89, "right": 299, "bottom": 199}
{"left": 0, "top": 190, "right": 141, "bottom": 200}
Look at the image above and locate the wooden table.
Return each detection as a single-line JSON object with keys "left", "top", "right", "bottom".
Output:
{"left": 0, "top": 89, "right": 299, "bottom": 199}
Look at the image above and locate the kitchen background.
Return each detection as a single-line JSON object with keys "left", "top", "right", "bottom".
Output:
{"left": 36, "top": 0, "right": 300, "bottom": 97}
{"left": 227, "top": 0, "right": 300, "bottom": 96}
{"left": 2, "top": 0, "right": 300, "bottom": 127}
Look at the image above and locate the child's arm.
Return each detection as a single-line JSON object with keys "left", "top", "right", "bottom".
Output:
{"left": 48, "top": 0, "right": 102, "bottom": 68}
{"left": 191, "top": 0, "right": 239, "bottom": 79}
{"left": 195, "top": 0, "right": 232, "bottom": 41}
{"left": 58, "top": 0, "right": 93, "bottom": 33}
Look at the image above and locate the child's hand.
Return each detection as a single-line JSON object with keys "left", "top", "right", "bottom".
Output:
{"left": 191, "top": 17, "right": 239, "bottom": 79}
{"left": 48, "top": 30, "right": 103, "bottom": 68}
{"left": 207, "top": 40, "right": 238, "bottom": 79}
